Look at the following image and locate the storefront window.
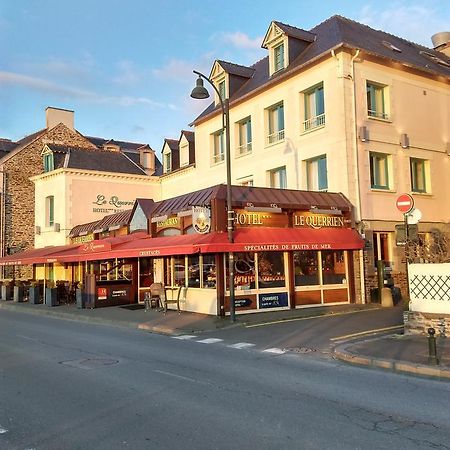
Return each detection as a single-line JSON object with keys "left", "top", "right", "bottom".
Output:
{"left": 322, "top": 250, "right": 346, "bottom": 285}
{"left": 164, "top": 257, "right": 172, "bottom": 286}
{"left": 294, "top": 251, "right": 319, "bottom": 286}
{"left": 202, "top": 254, "right": 216, "bottom": 289}
{"left": 227, "top": 252, "right": 256, "bottom": 290}
{"left": 173, "top": 255, "right": 186, "bottom": 286}
{"left": 187, "top": 255, "right": 200, "bottom": 287}
{"left": 258, "top": 252, "right": 285, "bottom": 288}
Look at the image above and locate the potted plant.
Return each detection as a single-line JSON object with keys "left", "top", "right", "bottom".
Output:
{"left": 45, "top": 281, "right": 58, "bottom": 307}
{"left": 29, "top": 281, "right": 41, "bottom": 304}
{"left": 76, "top": 282, "right": 85, "bottom": 309}
{"left": 13, "top": 281, "right": 25, "bottom": 302}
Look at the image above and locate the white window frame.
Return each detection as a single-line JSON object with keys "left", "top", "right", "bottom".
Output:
{"left": 302, "top": 83, "right": 325, "bottom": 132}
{"left": 236, "top": 117, "right": 252, "bottom": 157}
{"left": 367, "top": 81, "right": 390, "bottom": 120}
{"left": 306, "top": 155, "right": 328, "bottom": 191}
{"left": 268, "top": 166, "right": 287, "bottom": 189}
{"left": 212, "top": 129, "right": 225, "bottom": 165}
{"left": 266, "top": 102, "right": 285, "bottom": 145}
{"left": 163, "top": 152, "right": 172, "bottom": 173}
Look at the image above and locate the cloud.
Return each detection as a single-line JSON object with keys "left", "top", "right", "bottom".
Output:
{"left": 217, "top": 31, "right": 262, "bottom": 50}
{"left": 0, "top": 71, "right": 172, "bottom": 109}
{"left": 152, "top": 58, "right": 196, "bottom": 83}
{"left": 112, "top": 60, "right": 142, "bottom": 86}
{"left": 357, "top": 4, "right": 446, "bottom": 47}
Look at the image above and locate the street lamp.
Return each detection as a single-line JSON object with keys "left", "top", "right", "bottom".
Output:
{"left": 191, "top": 70, "right": 236, "bottom": 322}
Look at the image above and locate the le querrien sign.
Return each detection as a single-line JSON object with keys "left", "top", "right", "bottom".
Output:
{"left": 233, "top": 210, "right": 346, "bottom": 229}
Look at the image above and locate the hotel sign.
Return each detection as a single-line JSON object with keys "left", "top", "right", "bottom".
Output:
{"left": 72, "top": 234, "right": 94, "bottom": 244}
{"left": 293, "top": 212, "right": 345, "bottom": 229}
{"left": 156, "top": 216, "right": 179, "bottom": 229}
{"left": 233, "top": 209, "right": 289, "bottom": 228}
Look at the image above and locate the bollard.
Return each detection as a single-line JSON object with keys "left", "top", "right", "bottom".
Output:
{"left": 427, "top": 327, "right": 439, "bottom": 365}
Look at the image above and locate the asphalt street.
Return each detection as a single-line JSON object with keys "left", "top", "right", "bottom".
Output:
{"left": 1, "top": 309, "right": 449, "bottom": 450}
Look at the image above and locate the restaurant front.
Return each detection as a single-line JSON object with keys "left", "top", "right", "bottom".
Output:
{"left": 0, "top": 185, "right": 364, "bottom": 316}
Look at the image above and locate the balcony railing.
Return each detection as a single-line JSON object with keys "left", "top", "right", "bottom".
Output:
{"left": 267, "top": 130, "right": 285, "bottom": 145}
{"left": 236, "top": 142, "right": 252, "bottom": 156}
{"left": 211, "top": 152, "right": 225, "bottom": 165}
{"left": 302, "top": 113, "right": 325, "bottom": 132}
{"left": 368, "top": 109, "right": 389, "bottom": 120}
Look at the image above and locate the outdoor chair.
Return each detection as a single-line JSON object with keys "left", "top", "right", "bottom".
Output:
{"left": 145, "top": 283, "right": 164, "bottom": 311}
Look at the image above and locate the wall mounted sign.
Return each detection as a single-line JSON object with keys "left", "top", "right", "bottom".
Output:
{"left": 233, "top": 209, "right": 289, "bottom": 228}
{"left": 156, "top": 216, "right": 179, "bottom": 229}
{"left": 92, "top": 194, "right": 134, "bottom": 214}
{"left": 192, "top": 206, "right": 211, "bottom": 234}
{"left": 293, "top": 212, "right": 345, "bottom": 229}
{"left": 72, "top": 234, "right": 94, "bottom": 244}
{"left": 259, "top": 292, "right": 289, "bottom": 309}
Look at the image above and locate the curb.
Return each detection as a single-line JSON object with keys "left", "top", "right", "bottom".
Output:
{"left": 334, "top": 341, "right": 450, "bottom": 381}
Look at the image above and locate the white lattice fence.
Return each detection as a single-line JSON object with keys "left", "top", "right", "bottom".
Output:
{"left": 409, "top": 263, "right": 450, "bottom": 314}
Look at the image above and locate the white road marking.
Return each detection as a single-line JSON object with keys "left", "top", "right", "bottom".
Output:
{"left": 196, "top": 338, "right": 223, "bottom": 344}
{"left": 172, "top": 335, "right": 196, "bottom": 340}
{"left": 263, "top": 348, "right": 285, "bottom": 354}
{"left": 0, "top": 426, "right": 8, "bottom": 434}
{"left": 228, "top": 342, "right": 256, "bottom": 349}
{"left": 330, "top": 325, "right": 404, "bottom": 341}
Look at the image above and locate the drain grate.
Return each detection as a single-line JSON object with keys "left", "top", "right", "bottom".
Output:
{"left": 289, "top": 347, "right": 317, "bottom": 354}
{"left": 60, "top": 358, "right": 119, "bottom": 370}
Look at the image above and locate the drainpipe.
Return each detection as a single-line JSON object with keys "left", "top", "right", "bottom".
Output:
{"left": 331, "top": 48, "right": 366, "bottom": 304}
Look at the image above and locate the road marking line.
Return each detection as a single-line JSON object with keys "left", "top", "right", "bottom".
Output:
{"left": 153, "top": 369, "right": 197, "bottom": 383}
{"left": 330, "top": 325, "right": 404, "bottom": 341}
{"left": 172, "top": 335, "right": 196, "bottom": 340}
{"left": 263, "top": 348, "right": 285, "bottom": 354}
{"left": 246, "top": 308, "right": 383, "bottom": 328}
{"left": 196, "top": 338, "right": 223, "bottom": 344}
{"left": 228, "top": 342, "right": 256, "bottom": 349}
{"left": 0, "top": 426, "right": 8, "bottom": 434}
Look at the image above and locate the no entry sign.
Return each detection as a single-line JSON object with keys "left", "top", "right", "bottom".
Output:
{"left": 396, "top": 193, "right": 414, "bottom": 214}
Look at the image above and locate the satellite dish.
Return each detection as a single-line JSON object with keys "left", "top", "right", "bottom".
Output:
{"left": 406, "top": 208, "right": 422, "bottom": 225}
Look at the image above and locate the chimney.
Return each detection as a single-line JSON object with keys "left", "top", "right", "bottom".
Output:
{"left": 140, "top": 147, "right": 155, "bottom": 175}
{"left": 45, "top": 107, "right": 74, "bottom": 130}
{"left": 431, "top": 32, "right": 450, "bottom": 57}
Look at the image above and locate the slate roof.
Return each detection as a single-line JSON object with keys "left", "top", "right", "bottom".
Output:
{"left": 271, "top": 21, "right": 316, "bottom": 43}
{"left": 69, "top": 210, "right": 133, "bottom": 238}
{"left": 45, "top": 144, "right": 147, "bottom": 175}
{"left": 216, "top": 60, "right": 255, "bottom": 78}
{"left": 194, "top": 15, "right": 450, "bottom": 124}
{"left": 181, "top": 130, "right": 194, "bottom": 143}
{"left": 86, "top": 136, "right": 148, "bottom": 152}
{"left": 164, "top": 139, "right": 179, "bottom": 151}
{"left": 0, "top": 139, "right": 18, "bottom": 155}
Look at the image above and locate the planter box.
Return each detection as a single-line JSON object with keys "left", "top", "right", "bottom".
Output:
{"left": 29, "top": 286, "right": 41, "bottom": 304}
{"left": 76, "top": 289, "right": 85, "bottom": 309}
{"left": 2, "top": 285, "right": 14, "bottom": 301}
{"left": 13, "top": 285, "right": 25, "bottom": 302}
{"left": 45, "top": 288, "right": 58, "bottom": 307}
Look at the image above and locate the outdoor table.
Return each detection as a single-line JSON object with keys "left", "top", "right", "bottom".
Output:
{"left": 164, "top": 286, "right": 182, "bottom": 313}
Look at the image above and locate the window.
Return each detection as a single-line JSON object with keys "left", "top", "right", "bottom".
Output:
{"left": 306, "top": 155, "right": 328, "bottom": 191}
{"left": 370, "top": 152, "right": 389, "bottom": 189}
{"left": 273, "top": 43, "right": 285, "bottom": 72}
{"left": 373, "top": 232, "right": 391, "bottom": 267}
{"left": 410, "top": 158, "right": 427, "bottom": 193}
{"left": 180, "top": 143, "right": 189, "bottom": 167}
{"left": 237, "top": 117, "right": 252, "bottom": 156}
{"left": 367, "top": 82, "right": 389, "bottom": 119}
{"left": 303, "top": 83, "right": 325, "bottom": 131}
{"left": 258, "top": 252, "right": 285, "bottom": 288}
{"left": 294, "top": 251, "right": 319, "bottom": 286}
{"left": 218, "top": 79, "right": 226, "bottom": 100}
{"left": 267, "top": 102, "right": 284, "bottom": 145}
{"left": 46, "top": 195, "right": 54, "bottom": 227}
{"left": 239, "top": 178, "right": 254, "bottom": 187}
{"left": 212, "top": 130, "right": 225, "bottom": 164}
{"left": 164, "top": 152, "right": 172, "bottom": 173}
{"left": 269, "top": 166, "right": 287, "bottom": 189}
{"left": 43, "top": 153, "right": 54, "bottom": 172}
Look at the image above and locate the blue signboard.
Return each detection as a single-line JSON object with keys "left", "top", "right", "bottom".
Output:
{"left": 259, "top": 292, "right": 288, "bottom": 309}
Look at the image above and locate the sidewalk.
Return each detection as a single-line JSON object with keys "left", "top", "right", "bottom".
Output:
{"left": 334, "top": 333, "right": 450, "bottom": 381}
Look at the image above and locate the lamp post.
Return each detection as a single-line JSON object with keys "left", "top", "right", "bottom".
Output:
{"left": 190, "top": 70, "right": 236, "bottom": 322}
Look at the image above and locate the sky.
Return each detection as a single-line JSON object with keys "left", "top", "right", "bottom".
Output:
{"left": 1, "top": 0, "right": 449, "bottom": 157}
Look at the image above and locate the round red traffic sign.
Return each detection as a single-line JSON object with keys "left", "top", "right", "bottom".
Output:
{"left": 396, "top": 193, "right": 414, "bottom": 214}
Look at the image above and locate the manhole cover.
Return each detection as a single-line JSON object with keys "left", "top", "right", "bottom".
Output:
{"left": 60, "top": 358, "right": 119, "bottom": 370}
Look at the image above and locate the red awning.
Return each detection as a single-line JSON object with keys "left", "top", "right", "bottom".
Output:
{"left": 0, "top": 243, "right": 82, "bottom": 266}
{"left": 198, "top": 227, "right": 364, "bottom": 253}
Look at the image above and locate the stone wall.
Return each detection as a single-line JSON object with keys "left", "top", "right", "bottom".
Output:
{"left": 404, "top": 311, "right": 450, "bottom": 337}
{"left": 1, "top": 124, "right": 96, "bottom": 279}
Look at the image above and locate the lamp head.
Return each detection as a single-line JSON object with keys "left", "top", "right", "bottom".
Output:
{"left": 190, "top": 77, "right": 210, "bottom": 99}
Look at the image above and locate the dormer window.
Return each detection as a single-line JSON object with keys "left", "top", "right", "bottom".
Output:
{"left": 42, "top": 150, "right": 54, "bottom": 172}
{"left": 218, "top": 79, "right": 226, "bottom": 101}
{"left": 164, "top": 153, "right": 172, "bottom": 173}
{"left": 273, "top": 43, "right": 285, "bottom": 72}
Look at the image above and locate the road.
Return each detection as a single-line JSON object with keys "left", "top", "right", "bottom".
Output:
{"left": 0, "top": 310, "right": 449, "bottom": 450}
